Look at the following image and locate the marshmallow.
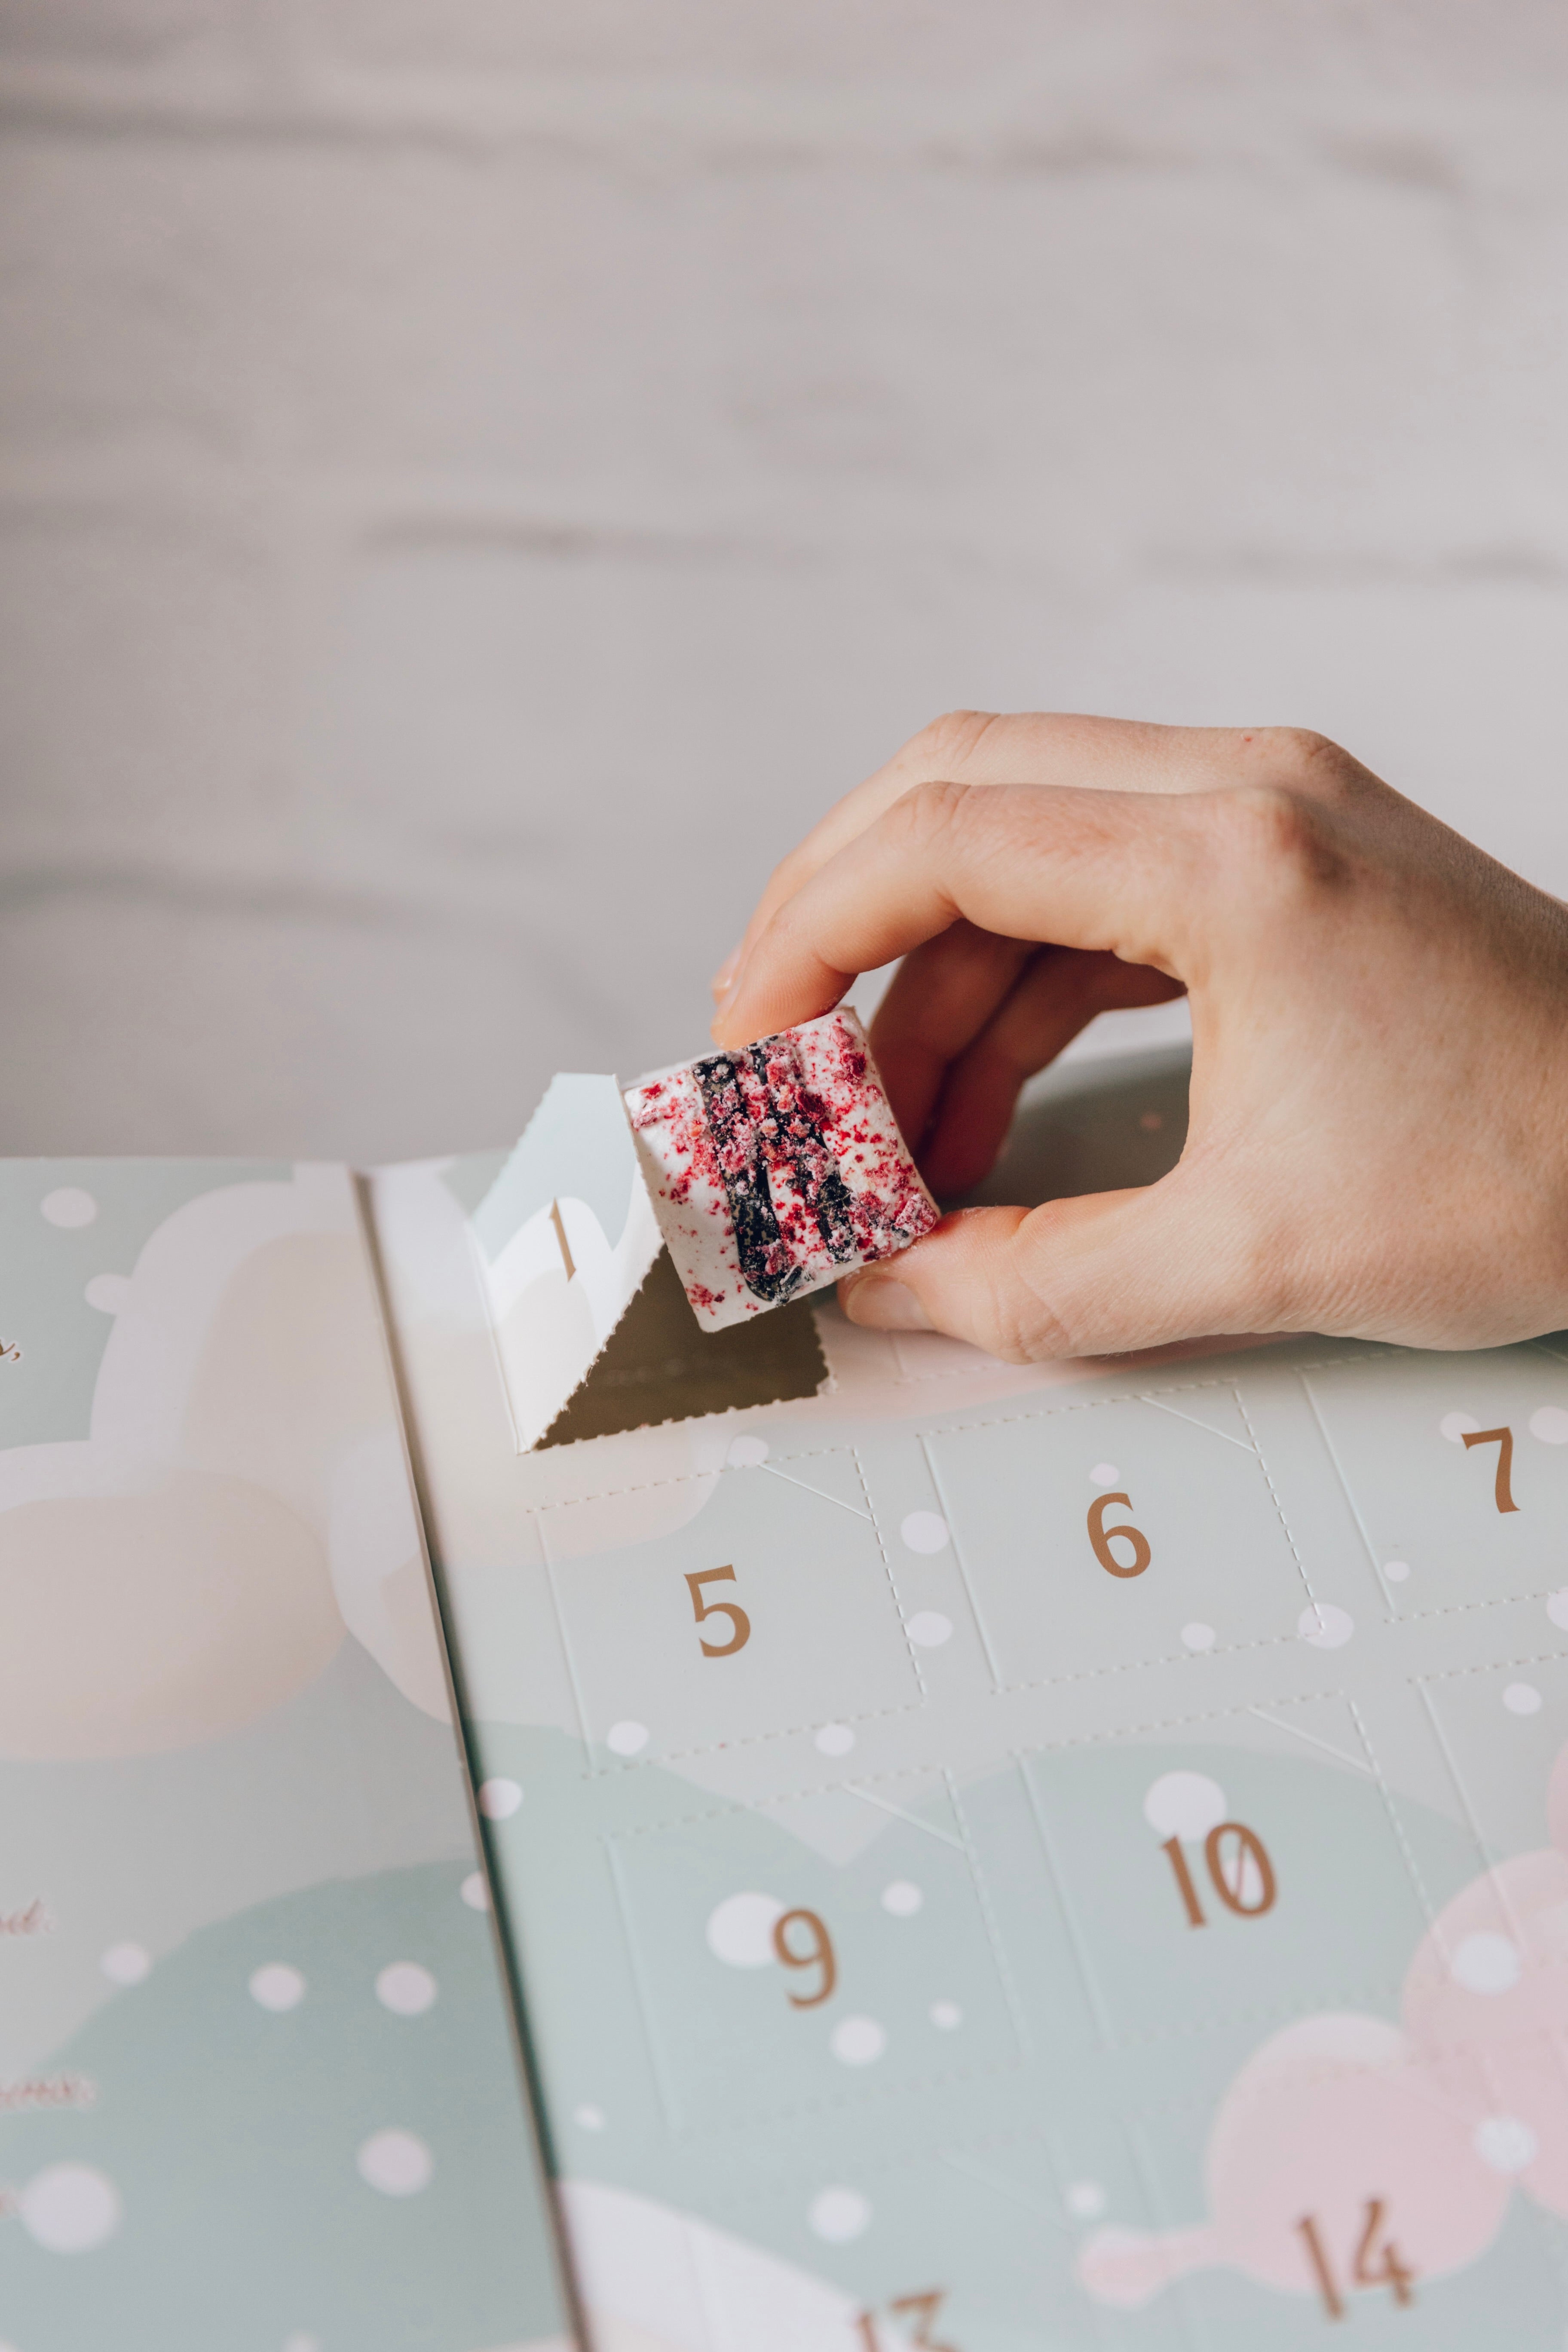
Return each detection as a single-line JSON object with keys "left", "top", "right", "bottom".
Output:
{"left": 623, "top": 1010, "right": 938, "bottom": 1331}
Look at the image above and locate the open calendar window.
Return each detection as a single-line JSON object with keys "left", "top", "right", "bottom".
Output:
{"left": 8, "top": 1040, "right": 1568, "bottom": 2351}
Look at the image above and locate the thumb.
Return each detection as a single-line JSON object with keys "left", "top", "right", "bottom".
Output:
{"left": 837, "top": 1182, "right": 1258, "bottom": 1360}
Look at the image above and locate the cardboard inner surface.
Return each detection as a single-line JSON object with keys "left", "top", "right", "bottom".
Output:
{"left": 538, "top": 1246, "right": 829, "bottom": 1450}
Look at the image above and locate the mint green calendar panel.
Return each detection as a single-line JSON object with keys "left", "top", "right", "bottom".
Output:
{"left": 924, "top": 1390, "right": 1313, "bottom": 1687}
{"left": 545, "top": 1449, "right": 922, "bottom": 1761}
{"left": 1301, "top": 1345, "right": 1568, "bottom": 1615}
{"left": 1414, "top": 1648, "right": 1568, "bottom": 1862}
{"left": 606, "top": 1778, "right": 1020, "bottom": 2131}
{"left": 1017, "top": 1712, "right": 1429, "bottom": 2047}
{"left": 1124, "top": 2098, "right": 1568, "bottom": 2351}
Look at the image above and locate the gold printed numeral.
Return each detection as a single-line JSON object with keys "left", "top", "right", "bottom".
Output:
{"left": 1087, "top": 1492, "right": 1152, "bottom": 1579}
{"left": 772, "top": 1907, "right": 836, "bottom": 2007}
{"left": 1297, "top": 2201, "right": 1417, "bottom": 2320}
{"left": 684, "top": 1566, "right": 751, "bottom": 1658}
{"left": 1462, "top": 1424, "right": 1519, "bottom": 1513}
{"left": 1163, "top": 1822, "right": 1277, "bottom": 1927}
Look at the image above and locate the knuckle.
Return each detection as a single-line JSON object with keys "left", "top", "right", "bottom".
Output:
{"left": 902, "top": 708, "right": 1000, "bottom": 776}
{"left": 1214, "top": 783, "right": 1349, "bottom": 894}
{"left": 884, "top": 773, "right": 974, "bottom": 852}
{"left": 1245, "top": 724, "right": 1362, "bottom": 796}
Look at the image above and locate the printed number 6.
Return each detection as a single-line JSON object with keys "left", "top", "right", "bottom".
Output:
{"left": 1087, "top": 1492, "right": 1152, "bottom": 1579}
{"left": 685, "top": 1566, "right": 751, "bottom": 1658}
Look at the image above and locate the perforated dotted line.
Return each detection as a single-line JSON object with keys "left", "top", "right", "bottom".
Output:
{"left": 605, "top": 1757, "right": 963, "bottom": 1841}
{"left": 1232, "top": 1384, "right": 1322, "bottom": 1617}
{"left": 852, "top": 1441, "right": 927, "bottom": 1698}
{"left": 992, "top": 1623, "right": 1302, "bottom": 1703}
{"left": 911, "top": 1375, "right": 1232, "bottom": 1443}
{"left": 530, "top": 1438, "right": 864, "bottom": 1518}
{"left": 1386, "top": 1585, "right": 1567, "bottom": 1627}
{"left": 908, "top": 1352, "right": 1390, "bottom": 1448}
{"left": 944, "top": 1764, "right": 1032, "bottom": 2058}
{"left": 1343, "top": 1692, "right": 1444, "bottom": 1935}
{"left": 641, "top": 1692, "right": 925, "bottom": 1771}
{"left": 1103, "top": 1978, "right": 1411, "bottom": 2057}
{"left": 1414, "top": 1648, "right": 1568, "bottom": 1685}
{"left": 668, "top": 2052, "right": 1025, "bottom": 2141}
{"left": 1012, "top": 1684, "right": 1348, "bottom": 1759}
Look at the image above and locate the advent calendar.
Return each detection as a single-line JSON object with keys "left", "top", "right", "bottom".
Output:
{"left": 6, "top": 1042, "right": 1568, "bottom": 2350}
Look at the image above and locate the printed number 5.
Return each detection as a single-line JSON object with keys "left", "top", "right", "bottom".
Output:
{"left": 685, "top": 1567, "right": 751, "bottom": 1657}
{"left": 1087, "top": 1492, "right": 1152, "bottom": 1579}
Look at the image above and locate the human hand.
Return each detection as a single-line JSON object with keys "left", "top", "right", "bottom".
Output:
{"left": 710, "top": 713, "right": 1568, "bottom": 1359}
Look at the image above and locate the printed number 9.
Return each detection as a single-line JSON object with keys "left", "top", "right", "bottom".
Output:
{"left": 772, "top": 1907, "right": 836, "bottom": 2007}
{"left": 1087, "top": 1492, "right": 1152, "bottom": 1579}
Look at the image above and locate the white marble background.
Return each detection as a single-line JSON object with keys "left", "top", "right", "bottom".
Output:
{"left": 1, "top": 1, "right": 1565, "bottom": 1162}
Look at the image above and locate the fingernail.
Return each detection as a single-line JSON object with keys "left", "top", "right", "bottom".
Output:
{"left": 711, "top": 943, "right": 743, "bottom": 998}
{"left": 711, "top": 961, "right": 748, "bottom": 1038}
{"left": 842, "top": 1277, "right": 932, "bottom": 1332}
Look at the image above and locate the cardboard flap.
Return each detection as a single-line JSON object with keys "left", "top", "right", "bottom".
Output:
{"left": 471, "top": 1073, "right": 663, "bottom": 1451}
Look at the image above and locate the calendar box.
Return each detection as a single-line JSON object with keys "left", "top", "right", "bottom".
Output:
{"left": 9, "top": 1042, "right": 1568, "bottom": 2350}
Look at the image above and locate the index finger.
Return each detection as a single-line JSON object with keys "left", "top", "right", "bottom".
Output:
{"left": 712, "top": 778, "right": 1205, "bottom": 1050}
{"left": 715, "top": 710, "right": 1295, "bottom": 1001}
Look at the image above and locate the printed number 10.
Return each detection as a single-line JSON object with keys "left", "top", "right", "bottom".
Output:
{"left": 1163, "top": 1822, "right": 1277, "bottom": 1926}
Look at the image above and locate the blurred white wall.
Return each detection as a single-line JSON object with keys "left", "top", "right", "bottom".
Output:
{"left": 1, "top": 1, "right": 1565, "bottom": 1161}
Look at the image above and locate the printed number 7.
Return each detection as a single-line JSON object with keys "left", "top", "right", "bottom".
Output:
{"left": 1462, "top": 1426, "right": 1519, "bottom": 1514}
{"left": 685, "top": 1567, "right": 751, "bottom": 1657}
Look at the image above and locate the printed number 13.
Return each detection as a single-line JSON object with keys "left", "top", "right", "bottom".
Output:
{"left": 685, "top": 1567, "right": 751, "bottom": 1657}
{"left": 855, "top": 2290, "right": 957, "bottom": 2350}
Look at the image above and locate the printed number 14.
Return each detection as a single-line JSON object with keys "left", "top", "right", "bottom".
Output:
{"left": 1298, "top": 2202, "right": 1416, "bottom": 2320}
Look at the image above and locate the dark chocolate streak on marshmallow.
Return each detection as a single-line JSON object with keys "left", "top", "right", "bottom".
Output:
{"left": 750, "top": 1040, "right": 859, "bottom": 1266}
{"left": 694, "top": 1050, "right": 802, "bottom": 1304}
{"left": 694, "top": 1037, "right": 862, "bottom": 1305}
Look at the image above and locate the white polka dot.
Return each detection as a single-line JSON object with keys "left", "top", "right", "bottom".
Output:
{"left": 900, "top": 1510, "right": 949, "bottom": 1554}
{"left": 830, "top": 2015, "right": 886, "bottom": 2066}
{"left": 376, "top": 1962, "right": 437, "bottom": 2016}
{"left": 573, "top": 2103, "right": 606, "bottom": 2131}
{"left": 907, "top": 1611, "right": 952, "bottom": 1648}
{"left": 99, "top": 1941, "right": 150, "bottom": 1986}
{"left": 1474, "top": 2115, "right": 1537, "bottom": 2173}
{"left": 250, "top": 1963, "right": 306, "bottom": 2012}
{"left": 1143, "top": 1771, "right": 1227, "bottom": 1841}
{"left": 706, "top": 1891, "right": 784, "bottom": 1967}
{"left": 1504, "top": 1683, "right": 1543, "bottom": 1715}
{"left": 606, "top": 1721, "right": 649, "bottom": 1757}
{"left": 83, "top": 1273, "right": 129, "bottom": 1314}
{"left": 459, "top": 1871, "right": 489, "bottom": 1911}
{"left": 1440, "top": 1410, "right": 1481, "bottom": 1444}
{"left": 18, "top": 2163, "right": 121, "bottom": 2252}
{"left": 40, "top": 1188, "right": 97, "bottom": 1229}
{"left": 1530, "top": 1407, "right": 1568, "bottom": 1446}
{"left": 1091, "top": 1462, "right": 1121, "bottom": 1487}
{"left": 357, "top": 2128, "right": 432, "bottom": 2197}
{"left": 881, "top": 1880, "right": 923, "bottom": 1917}
{"left": 1181, "top": 1622, "right": 1215, "bottom": 1652}
{"left": 1384, "top": 1560, "right": 1411, "bottom": 1583}
{"left": 928, "top": 2000, "right": 962, "bottom": 2030}
{"left": 1451, "top": 1931, "right": 1521, "bottom": 1994}
{"left": 1298, "top": 1602, "right": 1354, "bottom": 1649}
{"left": 809, "top": 2186, "right": 871, "bottom": 2243}
{"left": 1066, "top": 2180, "right": 1107, "bottom": 2219}
{"left": 478, "top": 1777, "right": 522, "bottom": 1819}
{"left": 1548, "top": 1592, "right": 1568, "bottom": 1633}
{"left": 282, "top": 2334, "right": 321, "bottom": 2352}
{"left": 727, "top": 1435, "right": 769, "bottom": 1467}
{"left": 815, "top": 1723, "right": 855, "bottom": 1756}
